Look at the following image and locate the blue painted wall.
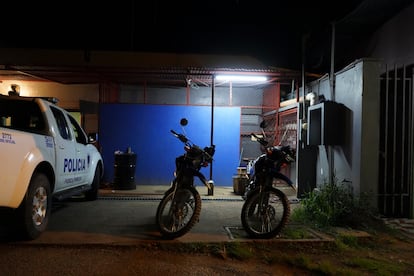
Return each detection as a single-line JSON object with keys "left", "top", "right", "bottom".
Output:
{"left": 99, "top": 104, "right": 240, "bottom": 186}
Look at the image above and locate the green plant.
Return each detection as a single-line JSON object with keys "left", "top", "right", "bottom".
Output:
{"left": 281, "top": 224, "right": 314, "bottom": 239}
{"left": 292, "top": 176, "right": 376, "bottom": 229}
{"left": 225, "top": 242, "right": 254, "bottom": 260}
{"left": 333, "top": 234, "right": 359, "bottom": 251}
{"left": 345, "top": 257, "right": 403, "bottom": 275}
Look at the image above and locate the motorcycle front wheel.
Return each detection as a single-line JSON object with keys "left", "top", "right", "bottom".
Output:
{"left": 241, "top": 187, "right": 290, "bottom": 239}
{"left": 155, "top": 186, "right": 201, "bottom": 239}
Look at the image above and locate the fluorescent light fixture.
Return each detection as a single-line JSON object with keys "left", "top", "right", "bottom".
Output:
{"left": 215, "top": 75, "right": 267, "bottom": 82}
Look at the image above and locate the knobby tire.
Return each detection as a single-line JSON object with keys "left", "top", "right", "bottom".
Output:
{"left": 241, "top": 187, "right": 290, "bottom": 239}
{"left": 155, "top": 186, "right": 202, "bottom": 239}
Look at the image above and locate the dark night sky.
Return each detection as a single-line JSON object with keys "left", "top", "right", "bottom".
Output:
{"left": 2, "top": 1, "right": 364, "bottom": 71}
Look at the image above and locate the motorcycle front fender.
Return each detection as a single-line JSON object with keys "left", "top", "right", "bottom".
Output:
{"left": 194, "top": 171, "right": 210, "bottom": 187}
{"left": 174, "top": 168, "right": 209, "bottom": 188}
{"left": 271, "top": 171, "right": 294, "bottom": 188}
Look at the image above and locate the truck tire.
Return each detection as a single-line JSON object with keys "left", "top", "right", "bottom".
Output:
{"left": 84, "top": 166, "right": 101, "bottom": 201}
{"left": 18, "top": 172, "right": 52, "bottom": 240}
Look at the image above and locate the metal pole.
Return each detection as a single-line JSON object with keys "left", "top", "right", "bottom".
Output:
{"left": 392, "top": 64, "right": 397, "bottom": 214}
{"left": 330, "top": 22, "right": 336, "bottom": 102}
{"left": 401, "top": 65, "right": 407, "bottom": 215}
{"left": 302, "top": 35, "right": 306, "bottom": 123}
{"left": 329, "top": 22, "right": 336, "bottom": 185}
{"left": 384, "top": 64, "right": 389, "bottom": 213}
{"left": 410, "top": 70, "right": 414, "bottom": 218}
{"left": 208, "top": 75, "right": 215, "bottom": 195}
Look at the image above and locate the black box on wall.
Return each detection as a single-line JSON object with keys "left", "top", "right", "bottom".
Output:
{"left": 307, "top": 101, "right": 346, "bottom": 145}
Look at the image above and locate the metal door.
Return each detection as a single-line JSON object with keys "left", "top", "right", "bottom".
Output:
{"left": 379, "top": 64, "right": 414, "bottom": 218}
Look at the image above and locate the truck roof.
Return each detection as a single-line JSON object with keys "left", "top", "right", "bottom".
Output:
{"left": 0, "top": 94, "right": 59, "bottom": 104}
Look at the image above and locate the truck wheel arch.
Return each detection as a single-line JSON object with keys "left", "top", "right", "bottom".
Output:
{"left": 35, "top": 161, "right": 56, "bottom": 192}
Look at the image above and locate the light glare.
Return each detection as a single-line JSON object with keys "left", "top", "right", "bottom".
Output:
{"left": 215, "top": 75, "right": 267, "bottom": 82}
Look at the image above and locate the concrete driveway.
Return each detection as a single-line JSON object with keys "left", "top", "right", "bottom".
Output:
{"left": 0, "top": 185, "right": 310, "bottom": 245}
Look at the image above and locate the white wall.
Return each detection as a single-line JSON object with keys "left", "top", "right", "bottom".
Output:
{"left": 306, "top": 59, "right": 381, "bottom": 207}
{"left": 0, "top": 81, "right": 99, "bottom": 109}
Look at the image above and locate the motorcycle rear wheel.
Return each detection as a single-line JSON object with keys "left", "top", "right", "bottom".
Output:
{"left": 241, "top": 187, "right": 290, "bottom": 239}
{"left": 155, "top": 186, "right": 201, "bottom": 239}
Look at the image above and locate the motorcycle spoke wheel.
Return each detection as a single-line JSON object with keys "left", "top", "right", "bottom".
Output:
{"left": 166, "top": 199, "right": 194, "bottom": 232}
{"left": 241, "top": 188, "right": 290, "bottom": 239}
{"left": 156, "top": 187, "right": 201, "bottom": 239}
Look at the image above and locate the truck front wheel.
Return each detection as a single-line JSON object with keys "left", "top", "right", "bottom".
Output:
{"left": 18, "top": 172, "right": 52, "bottom": 240}
{"left": 84, "top": 165, "right": 101, "bottom": 201}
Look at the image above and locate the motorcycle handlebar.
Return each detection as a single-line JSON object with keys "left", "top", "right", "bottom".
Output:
{"left": 171, "top": 129, "right": 215, "bottom": 161}
{"left": 251, "top": 132, "right": 268, "bottom": 146}
{"left": 171, "top": 129, "right": 188, "bottom": 143}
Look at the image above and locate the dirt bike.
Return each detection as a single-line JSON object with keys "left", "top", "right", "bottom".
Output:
{"left": 241, "top": 121, "right": 296, "bottom": 239}
{"left": 155, "top": 118, "right": 215, "bottom": 239}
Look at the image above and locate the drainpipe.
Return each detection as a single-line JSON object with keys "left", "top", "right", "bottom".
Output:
{"left": 328, "top": 22, "right": 336, "bottom": 185}
{"left": 330, "top": 22, "right": 336, "bottom": 102}
{"left": 302, "top": 36, "right": 307, "bottom": 126}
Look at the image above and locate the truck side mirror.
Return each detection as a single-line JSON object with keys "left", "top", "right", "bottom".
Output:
{"left": 88, "top": 133, "right": 98, "bottom": 143}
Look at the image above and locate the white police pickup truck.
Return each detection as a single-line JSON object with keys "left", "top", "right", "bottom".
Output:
{"left": 0, "top": 94, "right": 104, "bottom": 240}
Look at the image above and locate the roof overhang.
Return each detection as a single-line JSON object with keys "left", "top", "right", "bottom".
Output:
{"left": 0, "top": 48, "right": 320, "bottom": 87}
